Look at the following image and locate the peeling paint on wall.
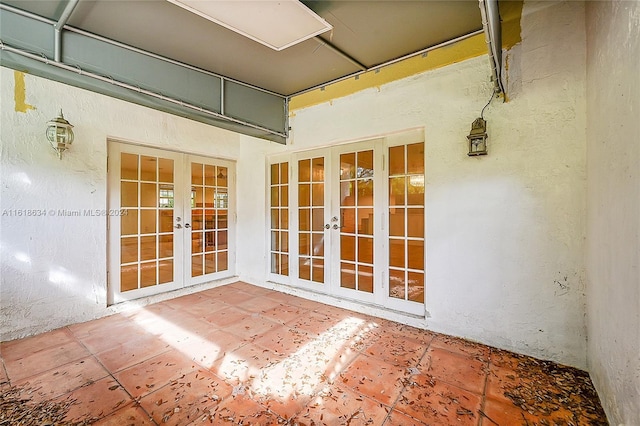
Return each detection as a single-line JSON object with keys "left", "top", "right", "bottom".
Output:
{"left": 13, "top": 71, "right": 36, "bottom": 113}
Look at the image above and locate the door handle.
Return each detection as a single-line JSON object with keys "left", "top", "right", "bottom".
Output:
{"left": 184, "top": 223, "right": 191, "bottom": 228}
{"left": 332, "top": 224, "right": 344, "bottom": 230}
{"left": 324, "top": 224, "right": 330, "bottom": 229}
{"left": 175, "top": 224, "right": 182, "bottom": 229}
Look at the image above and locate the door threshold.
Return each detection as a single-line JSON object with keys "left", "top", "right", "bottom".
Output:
{"left": 108, "top": 276, "right": 240, "bottom": 314}
{"left": 262, "top": 280, "right": 429, "bottom": 330}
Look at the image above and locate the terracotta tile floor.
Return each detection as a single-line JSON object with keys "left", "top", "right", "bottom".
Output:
{"left": 0, "top": 281, "right": 608, "bottom": 425}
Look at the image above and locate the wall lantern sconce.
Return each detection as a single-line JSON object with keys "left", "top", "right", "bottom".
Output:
{"left": 46, "top": 109, "right": 74, "bottom": 159}
{"left": 467, "top": 117, "right": 488, "bottom": 156}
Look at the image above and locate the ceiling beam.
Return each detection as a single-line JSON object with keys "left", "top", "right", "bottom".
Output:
{"left": 54, "top": 0, "right": 79, "bottom": 62}
{"left": 314, "top": 36, "right": 367, "bottom": 71}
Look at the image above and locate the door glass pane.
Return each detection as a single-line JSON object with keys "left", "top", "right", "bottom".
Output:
{"left": 140, "top": 210, "right": 156, "bottom": 234}
{"left": 121, "top": 153, "right": 138, "bottom": 180}
{"left": 121, "top": 182, "right": 138, "bottom": 207}
{"left": 218, "top": 251, "right": 228, "bottom": 271}
{"left": 389, "top": 269, "right": 406, "bottom": 299}
{"left": 389, "top": 146, "right": 404, "bottom": 176}
{"left": 341, "top": 262, "right": 356, "bottom": 289}
{"left": 192, "top": 163, "right": 203, "bottom": 185}
{"left": 158, "top": 159, "right": 173, "bottom": 183}
{"left": 159, "top": 234, "right": 173, "bottom": 258}
{"left": 140, "top": 261, "right": 157, "bottom": 287}
{"left": 298, "top": 159, "right": 310, "bottom": 182}
{"left": 120, "top": 265, "right": 138, "bottom": 292}
{"left": 408, "top": 272, "right": 424, "bottom": 303}
{"left": 389, "top": 239, "right": 405, "bottom": 268}
{"left": 140, "top": 236, "right": 157, "bottom": 261}
{"left": 119, "top": 153, "right": 174, "bottom": 293}
{"left": 121, "top": 210, "right": 138, "bottom": 236}
{"left": 407, "top": 143, "right": 424, "bottom": 174}
{"left": 140, "top": 156, "right": 157, "bottom": 181}
{"left": 217, "top": 167, "right": 228, "bottom": 188}
{"left": 299, "top": 258, "right": 311, "bottom": 280}
{"left": 158, "top": 260, "right": 173, "bottom": 284}
{"left": 205, "top": 165, "right": 215, "bottom": 186}
{"left": 121, "top": 237, "right": 138, "bottom": 264}
{"left": 408, "top": 240, "right": 424, "bottom": 270}
{"left": 312, "top": 259, "right": 324, "bottom": 283}
{"left": 140, "top": 183, "right": 157, "bottom": 207}
{"left": 358, "top": 265, "right": 373, "bottom": 293}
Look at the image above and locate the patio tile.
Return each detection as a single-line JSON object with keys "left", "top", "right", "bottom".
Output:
{"left": 339, "top": 353, "right": 408, "bottom": 406}
{"left": 91, "top": 404, "right": 155, "bottom": 425}
{"left": 139, "top": 369, "right": 232, "bottom": 426}
{"left": 261, "top": 303, "right": 308, "bottom": 324}
{"left": 395, "top": 373, "right": 482, "bottom": 426}
{"left": 202, "top": 305, "right": 250, "bottom": 328}
{"left": 217, "top": 289, "right": 256, "bottom": 306}
{"left": 384, "top": 410, "right": 428, "bottom": 425}
{"left": 235, "top": 295, "right": 284, "bottom": 313}
{"left": 210, "top": 343, "right": 279, "bottom": 385}
{"left": 15, "top": 356, "right": 109, "bottom": 401}
{"left": 364, "top": 330, "right": 427, "bottom": 367}
{"left": 221, "top": 314, "right": 281, "bottom": 341}
{"left": 94, "top": 335, "right": 171, "bottom": 373}
{"left": 3, "top": 340, "right": 91, "bottom": 382}
{"left": 419, "top": 346, "right": 487, "bottom": 395}
{"left": 298, "top": 384, "right": 390, "bottom": 425}
{"left": 114, "top": 349, "right": 200, "bottom": 399}
{"left": 253, "top": 325, "right": 313, "bottom": 356}
{"left": 57, "top": 376, "right": 132, "bottom": 423}
{"left": 285, "top": 311, "right": 336, "bottom": 335}
{"left": 430, "top": 334, "right": 491, "bottom": 362}
{"left": 0, "top": 328, "right": 76, "bottom": 362}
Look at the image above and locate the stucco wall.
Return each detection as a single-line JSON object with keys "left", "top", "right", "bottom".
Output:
{"left": 2, "top": 1, "right": 592, "bottom": 372}
{"left": 275, "top": 0, "right": 588, "bottom": 368}
{"left": 585, "top": 1, "right": 640, "bottom": 424}
{"left": 0, "top": 67, "right": 247, "bottom": 340}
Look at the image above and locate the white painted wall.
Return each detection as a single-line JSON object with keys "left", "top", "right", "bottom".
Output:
{"left": 261, "top": 0, "right": 588, "bottom": 368}
{"left": 585, "top": 1, "right": 640, "bottom": 424}
{"left": 1, "top": 0, "right": 596, "bottom": 374}
{"left": 0, "top": 67, "right": 245, "bottom": 340}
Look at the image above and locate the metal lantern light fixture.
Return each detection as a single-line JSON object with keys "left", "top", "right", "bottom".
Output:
{"left": 46, "top": 109, "right": 74, "bottom": 159}
{"left": 467, "top": 117, "right": 488, "bottom": 156}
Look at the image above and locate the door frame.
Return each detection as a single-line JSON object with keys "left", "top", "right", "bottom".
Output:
{"left": 266, "top": 129, "right": 426, "bottom": 316}
{"left": 107, "top": 141, "right": 236, "bottom": 305}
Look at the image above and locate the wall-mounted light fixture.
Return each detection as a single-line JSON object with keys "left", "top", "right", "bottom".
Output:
{"left": 46, "top": 109, "right": 74, "bottom": 159}
{"left": 467, "top": 117, "right": 488, "bottom": 156}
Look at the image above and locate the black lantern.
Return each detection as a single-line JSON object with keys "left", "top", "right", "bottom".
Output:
{"left": 467, "top": 117, "right": 487, "bottom": 156}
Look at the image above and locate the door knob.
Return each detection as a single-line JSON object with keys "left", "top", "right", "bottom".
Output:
{"left": 175, "top": 223, "right": 182, "bottom": 229}
{"left": 332, "top": 224, "right": 343, "bottom": 230}
{"left": 184, "top": 223, "right": 191, "bottom": 228}
{"left": 324, "top": 224, "right": 330, "bottom": 229}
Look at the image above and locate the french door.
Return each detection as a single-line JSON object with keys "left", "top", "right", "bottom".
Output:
{"left": 107, "top": 142, "right": 235, "bottom": 304}
{"left": 271, "top": 132, "right": 425, "bottom": 316}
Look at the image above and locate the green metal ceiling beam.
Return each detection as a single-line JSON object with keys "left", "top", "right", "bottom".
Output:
{"left": 0, "top": 4, "right": 287, "bottom": 144}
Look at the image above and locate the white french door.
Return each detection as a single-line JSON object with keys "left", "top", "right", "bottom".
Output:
{"left": 274, "top": 132, "right": 425, "bottom": 316}
{"left": 107, "top": 142, "right": 235, "bottom": 304}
